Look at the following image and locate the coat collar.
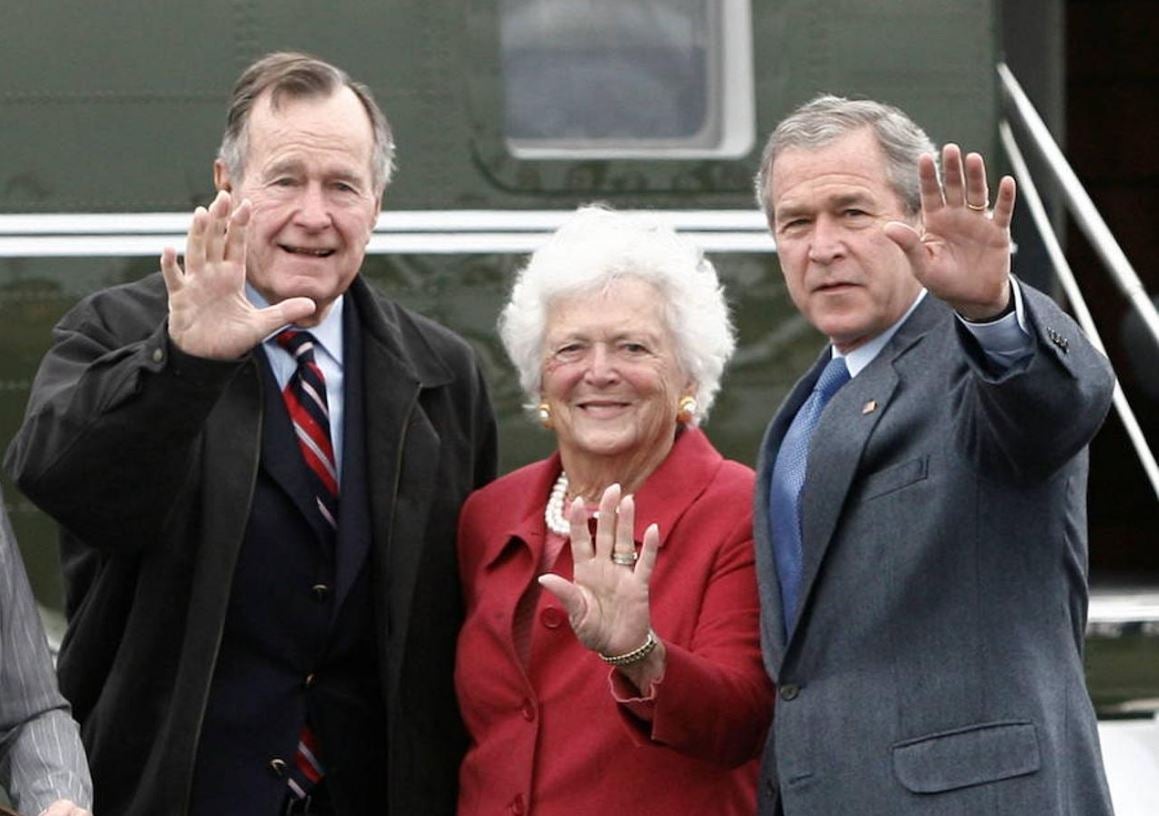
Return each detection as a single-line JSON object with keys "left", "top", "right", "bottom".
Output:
{"left": 482, "top": 427, "right": 724, "bottom": 569}
{"left": 347, "top": 275, "right": 455, "bottom": 390}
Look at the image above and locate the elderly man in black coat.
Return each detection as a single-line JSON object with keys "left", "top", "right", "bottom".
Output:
{"left": 6, "top": 52, "right": 496, "bottom": 816}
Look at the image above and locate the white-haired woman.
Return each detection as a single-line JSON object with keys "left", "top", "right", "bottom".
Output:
{"left": 455, "top": 205, "right": 773, "bottom": 815}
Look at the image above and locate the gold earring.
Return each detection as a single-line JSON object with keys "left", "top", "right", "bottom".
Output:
{"left": 537, "top": 402, "right": 552, "bottom": 428}
{"left": 677, "top": 396, "right": 698, "bottom": 424}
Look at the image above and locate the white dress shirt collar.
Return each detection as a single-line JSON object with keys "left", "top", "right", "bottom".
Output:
{"left": 245, "top": 283, "right": 345, "bottom": 369}
{"left": 837, "top": 289, "right": 928, "bottom": 377}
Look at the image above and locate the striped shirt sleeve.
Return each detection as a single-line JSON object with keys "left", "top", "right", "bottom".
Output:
{"left": 0, "top": 494, "right": 92, "bottom": 814}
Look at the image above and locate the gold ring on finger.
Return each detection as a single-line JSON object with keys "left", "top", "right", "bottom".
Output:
{"left": 966, "top": 201, "right": 988, "bottom": 212}
{"left": 612, "top": 551, "right": 638, "bottom": 566}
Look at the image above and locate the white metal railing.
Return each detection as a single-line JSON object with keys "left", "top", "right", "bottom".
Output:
{"left": 0, "top": 209, "right": 775, "bottom": 257}
{"left": 998, "top": 64, "right": 1159, "bottom": 351}
{"left": 998, "top": 63, "right": 1159, "bottom": 501}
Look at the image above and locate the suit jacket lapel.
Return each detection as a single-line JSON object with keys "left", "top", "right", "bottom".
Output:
{"left": 785, "top": 296, "right": 944, "bottom": 657}
{"left": 795, "top": 360, "right": 897, "bottom": 624}
{"left": 332, "top": 296, "right": 371, "bottom": 615}
{"left": 754, "top": 349, "right": 831, "bottom": 668}
{"left": 255, "top": 349, "right": 334, "bottom": 546}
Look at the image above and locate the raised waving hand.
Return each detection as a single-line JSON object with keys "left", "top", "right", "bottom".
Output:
{"left": 539, "top": 484, "right": 666, "bottom": 689}
{"left": 884, "top": 143, "right": 1018, "bottom": 321}
{"left": 161, "top": 190, "right": 315, "bottom": 359}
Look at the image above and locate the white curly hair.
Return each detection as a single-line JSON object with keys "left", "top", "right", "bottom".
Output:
{"left": 498, "top": 204, "right": 736, "bottom": 426}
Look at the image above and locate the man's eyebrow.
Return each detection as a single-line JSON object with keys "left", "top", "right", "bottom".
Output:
{"left": 774, "top": 201, "right": 810, "bottom": 221}
{"left": 260, "top": 158, "right": 369, "bottom": 187}
{"left": 263, "top": 158, "right": 304, "bottom": 176}
{"left": 777, "top": 191, "right": 876, "bottom": 215}
{"left": 328, "top": 167, "right": 367, "bottom": 185}
{"left": 831, "top": 191, "right": 875, "bottom": 208}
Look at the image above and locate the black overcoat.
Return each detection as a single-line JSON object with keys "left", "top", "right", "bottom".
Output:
{"left": 5, "top": 272, "right": 498, "bottom": 816}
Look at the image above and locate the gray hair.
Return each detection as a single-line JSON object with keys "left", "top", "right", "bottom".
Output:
{"left": 753, "top": 94, "right": 936, "bottom": 218}
{"left": 217, "top": 52, "right": 395, "bottom": 194}
{"left": 499, "top": 205, "right": 736, "bottom": 425}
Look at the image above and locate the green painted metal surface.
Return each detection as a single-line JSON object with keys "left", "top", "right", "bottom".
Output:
{"left": 1, "top": 0, "right": 1000, "bottom": 213}
{"left": 8, "top": 0, "right": 1152, "bottom": 718}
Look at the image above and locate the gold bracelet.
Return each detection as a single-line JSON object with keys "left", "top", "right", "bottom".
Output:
{"left": 599, "top": 629, "right": 658, "bottom": 666}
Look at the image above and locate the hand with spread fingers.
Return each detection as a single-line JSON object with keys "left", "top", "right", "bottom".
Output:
{"left": 160, "top": 190, "right": 316, "bottom": 359}
{"left": 883, "top": 143, "right": 1018, "bottom": 321}
{"left": 539, "top": 484, "right": 664, "bottom": 686}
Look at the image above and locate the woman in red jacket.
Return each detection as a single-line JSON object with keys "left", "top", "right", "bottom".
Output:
{"left": 455, "top": 205, "right": 774, "bottom": 815}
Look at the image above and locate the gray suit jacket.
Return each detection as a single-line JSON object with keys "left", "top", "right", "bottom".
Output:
{"left": 0, "top": 489, "right": 91, "bottom": 814}
{"left": 754, "top": 283, "right": 1116, "bottom": 815}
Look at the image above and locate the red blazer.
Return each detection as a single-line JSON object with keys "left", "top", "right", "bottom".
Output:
{"left": 455, "top": 428, "right": 773, "bottom": 816}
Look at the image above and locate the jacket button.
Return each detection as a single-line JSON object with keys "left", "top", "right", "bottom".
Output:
{"left": 540, "top": 607, "right": 564, "bottom": 629}
{"left": 304, "top": 673, "right": 316, "bottom": 688}
{"left": 509, "top": 794, "right": 526, "bottom": 815}
{"left": 779, "top": 683, "right": 800, "bottom": 701}
{"left": 520, "top": 698, "right": 536, "bottom": 722}
{"left": 312, "top": 584, "right": 330, "bottom": 602}
{"left": 269, "top": 758, "right": 287, "bottom": 777}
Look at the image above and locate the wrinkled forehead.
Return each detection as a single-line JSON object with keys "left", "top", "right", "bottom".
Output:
{"left": 769, "top": 135, "right": 900, "bottom": 211}
{"left": 772, "top": 129, "right": 887, "bottom": 183}
{"left": 245, "top": 88, "right": 376, "bottom": 169}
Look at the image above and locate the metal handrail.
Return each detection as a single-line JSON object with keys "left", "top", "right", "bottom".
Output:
{"left": 1001, "top": 124, "right": 1159, "bottom": 500}
{"left": 997, "top": 63, "right": 1159, "bottom": 501}
{"left": 997, "top": 63, "right": 1159, "bottom": 351}
{"left": 0, "top": 209, "right": 775, "bottom": 257}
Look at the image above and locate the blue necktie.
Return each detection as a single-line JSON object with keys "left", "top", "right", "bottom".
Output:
{"left": 769, "top": 356, "right": 850, "bottom": 638}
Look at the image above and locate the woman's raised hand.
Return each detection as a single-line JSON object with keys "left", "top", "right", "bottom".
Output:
{"left": 538, "top": 483, "right": 660, "bottom": 658}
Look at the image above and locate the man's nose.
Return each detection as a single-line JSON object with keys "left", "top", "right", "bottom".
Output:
{"left": 294, "top": 184, "right": 332, "bottom": 230}
{"left": 807, "top": 217, "right": 845, "bottom": 264}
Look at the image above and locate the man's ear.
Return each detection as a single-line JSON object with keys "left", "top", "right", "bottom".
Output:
{"left": 213, "top": 159, "right": 232, "bottom": 192}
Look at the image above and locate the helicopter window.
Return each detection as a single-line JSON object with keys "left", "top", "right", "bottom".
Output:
{"left": 499, "top": 0, "right": 754, "bottom": 159}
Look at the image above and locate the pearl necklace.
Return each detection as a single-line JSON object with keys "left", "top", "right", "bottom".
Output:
{"left": 544, "top": 472, "right": 571, "bottom": 536}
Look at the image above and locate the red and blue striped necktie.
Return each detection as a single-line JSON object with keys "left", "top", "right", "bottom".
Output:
{"left": 275, "top": 328, "right": 335, "bottom": 799}
{"left": 276, "top": 329, "right": 339, "bottom": 534}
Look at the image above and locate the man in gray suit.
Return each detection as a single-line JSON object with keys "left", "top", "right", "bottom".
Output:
{"left": 752, "top": 95, "right": 1116, "bottom": 814}
{"left": 0, "top": 490, "right": 91, "bottom": 816}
